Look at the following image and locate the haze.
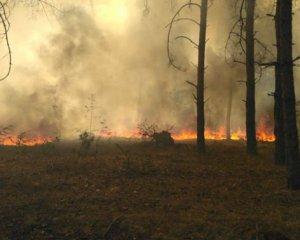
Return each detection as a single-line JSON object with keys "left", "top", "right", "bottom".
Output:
{"left": 0, "top": 0, "right": 299, "bottom": 139}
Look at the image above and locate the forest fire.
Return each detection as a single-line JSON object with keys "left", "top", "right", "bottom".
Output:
{"left": 104, "top": 123, "right": 275, "bottom": 142}
{"left": 0, "top": 124, "right": 275, "bottom": 146}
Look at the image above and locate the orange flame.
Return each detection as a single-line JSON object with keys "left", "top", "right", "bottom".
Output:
{"left": 0, "top": 116, "right": 275, "bottom": 146}
{"left": 173, "top": 118, "right": 275, "bottom": 142}
{"left": 98, "top": 125, "right": 274, "bottom": 142}
{"left": 173, "top": 128, "right": 274, "bottom": 142}
{"left": 1, "top": 135, "right": 54, "bottom": 146}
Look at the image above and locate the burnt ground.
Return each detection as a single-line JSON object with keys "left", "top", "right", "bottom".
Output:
{"left": 0, "top": 140, "right": 299, "bottom": 240}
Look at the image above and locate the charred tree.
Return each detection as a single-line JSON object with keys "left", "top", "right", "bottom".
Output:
{"left": 167, "top": 0, "right": 209, "bottom": 154}
{"left": 245, "top": 0, "right": 257, "bottom": 155}
{"left": 274, "top": 0, "right": 285, "bottom": 165}
{"left": 196, "top": 0, "right": 208, "bottom": 153}
{"left": 226, "top": 0, "right": 272, "bottom": 155}
{"left": 279, "top": 0, "right": 300, "bottom": 190}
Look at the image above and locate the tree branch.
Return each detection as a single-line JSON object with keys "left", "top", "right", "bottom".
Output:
{"left": 175, "top": 35, "right": 199, "bottom": 48}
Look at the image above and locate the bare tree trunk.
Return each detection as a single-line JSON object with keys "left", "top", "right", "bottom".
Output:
{"left": 245, "top": 0, "right": 257, "bottom": 155}
{"left": 197, "top": 0, "right": 208, "bottom": 154}
{"left": 226, "top": 79, "right": 234, "bottom": 140}
{"left": 279, "top": 0, "right": 300, "bottom": 190}
{"left": 274, "top": 0, "right": 285, "bottom": 165}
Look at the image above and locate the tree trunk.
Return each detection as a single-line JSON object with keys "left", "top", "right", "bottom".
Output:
{"left": 245, "top": 0, "right": 257, "bottom": 155}
{"left": 226, "top": 79, "right": 234, "bottom": 140}
{"left": 274, "top": 0, "right": 285, "bottom": 165}
{"left": 279, "top": 0, "right": 300, "bottom": 190}
{"left": 197, "top": 0, "right": 208, "bottom": 154}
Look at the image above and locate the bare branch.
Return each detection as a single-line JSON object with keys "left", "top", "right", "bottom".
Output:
{"left": 165, "top": 17, "right": 200, "bottom": 28}
{"left": 186, "top": 80, "right": 197, "bottom": 89}
{"left": 292, "top": 56, "right": 300, "bottom": 63}
{"left": 175, "top": 35, "right": 199, "bottom": 48}
{"left": 0, "top": 2, "right": 12, "bottom": 81}
{"left": 167, "top": 2, "right": 201, "bottom": 71}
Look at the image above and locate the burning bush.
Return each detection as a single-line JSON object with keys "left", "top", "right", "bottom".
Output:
{"left": 138, "top": 121, "right": 174, "bottom": 146}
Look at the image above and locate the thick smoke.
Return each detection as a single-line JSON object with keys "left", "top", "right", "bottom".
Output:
{"left": 0, "top": 0, "right": 299, "bottom": 138}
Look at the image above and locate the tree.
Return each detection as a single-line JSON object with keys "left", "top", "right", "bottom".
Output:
{"left": 167, "top": 0, "right": 209, "bottom": 154}
{"left": 226, "top": 0, "right": 271, "bottom": 155}
{"left": 278, "top": 0, "right": 300, "bottom": 190}
{"left": 259, "top": 0, "right": 286, "bottom": 165}
{"left": 196, "top": 0, "right": 208, "bottom": 153}
{"left": 273, "top": 0, "right": 285, "bottom": 165}
{"left": 253, "top": 0, "right": 297, "bottom": 165}
{"left": 245, "top": 0, "right": 257, "bottom": 155}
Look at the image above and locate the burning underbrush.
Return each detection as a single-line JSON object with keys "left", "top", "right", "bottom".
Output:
{"left": 0, "top": 127, "right": 56, "bottom": 147}
{"left": 173, "top": 127, "right": 275, "bottom": 142}
{"left": 100, "top": 119, "right": 275, "bottom": 143}
{"left": 0, "top": 135, "right": 55, "bottom": 146}
{"left": 0, "top": 117, "right": 275, "bottom": 146}
{"left": 0, "top": 128, "right": 275, "bottom": 147}
{"left": 170, "top": 116, "right": 275, "bottom": 142}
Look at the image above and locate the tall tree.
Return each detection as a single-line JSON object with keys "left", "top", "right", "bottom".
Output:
{"left": 196, "top": 0, "right": 208, "bottom": 153}
{"left": 279, "top": 0, "right": 300, "bottom": 190}
{"left": 274, "top": 0, "right": 285, "bottom": 165}
{"left": 256, "top": 0, "right": 288, "bottom": 164}
{"left": 226, "top": 0, "right": 271, "bottom": 155}
{"left": 167, "top": 0, "right": 209, "bottom": 154}
{"left": 245, "top": 0, "right": 257, "bottom": 155}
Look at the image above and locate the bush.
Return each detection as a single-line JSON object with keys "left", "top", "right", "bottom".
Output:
{"left": 79, "top": 131, "right": 95, "bottom": 156}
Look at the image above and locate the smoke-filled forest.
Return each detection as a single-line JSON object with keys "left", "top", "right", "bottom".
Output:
{"left": 0, "top": 0, "right": 300, "bottom": 239}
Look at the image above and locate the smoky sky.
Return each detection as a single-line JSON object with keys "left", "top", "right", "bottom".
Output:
{"left": 0, "top": 0, "right": 299, "bottom": 138}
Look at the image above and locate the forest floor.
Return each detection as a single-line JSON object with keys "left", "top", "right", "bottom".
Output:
{"left": 0, "top": 140, "right": 299, "bottom": 240}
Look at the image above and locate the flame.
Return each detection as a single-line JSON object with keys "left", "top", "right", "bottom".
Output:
{"left": 0, "top": 116, "right": 275, "bottom": 145}
{"left": 256, "top": 117, "right": 276, "bottom": 142}
{"left": 1, "top": 135, "right": 54, "bottom": 146}
{"left": 96, "top": 117, "right": 275, "bottom": 142}
{"left": 173, "top": 117, "right": 275, "bottom": 142}
{"left": 97, "top": 124, "right": 274, "bottom": 142}
{"left": 173, "top": 128, "right": 274, "bottom": 142}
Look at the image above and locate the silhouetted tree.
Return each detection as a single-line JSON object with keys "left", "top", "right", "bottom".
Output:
{"left": 226, "top": 0, "right": 272, "bottom": 155}
{"left": 167, "top": 0, "right": 209, "bottom": 154}
{"left": 196, "top": 0, "right": 208, "bottom": 153}
{"left": 274, "top": 0, "right": 285, "bottom": 165}
{"left": 245, "top": 0, "right": 257, "bottom": 155}
{"left": 255, "top": 1, "right": 288, "bottom": 165}
{"left": 278, "top": 0, "right": 300, "bottom": 190}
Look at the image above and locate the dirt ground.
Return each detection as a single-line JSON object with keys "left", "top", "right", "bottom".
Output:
{"left": 0, "top": 140, "right": 299, "bottom": 240}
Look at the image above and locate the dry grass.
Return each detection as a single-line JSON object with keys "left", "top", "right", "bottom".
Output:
{"left": 0, "top": 140, "right": 299, "bottom": 239}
